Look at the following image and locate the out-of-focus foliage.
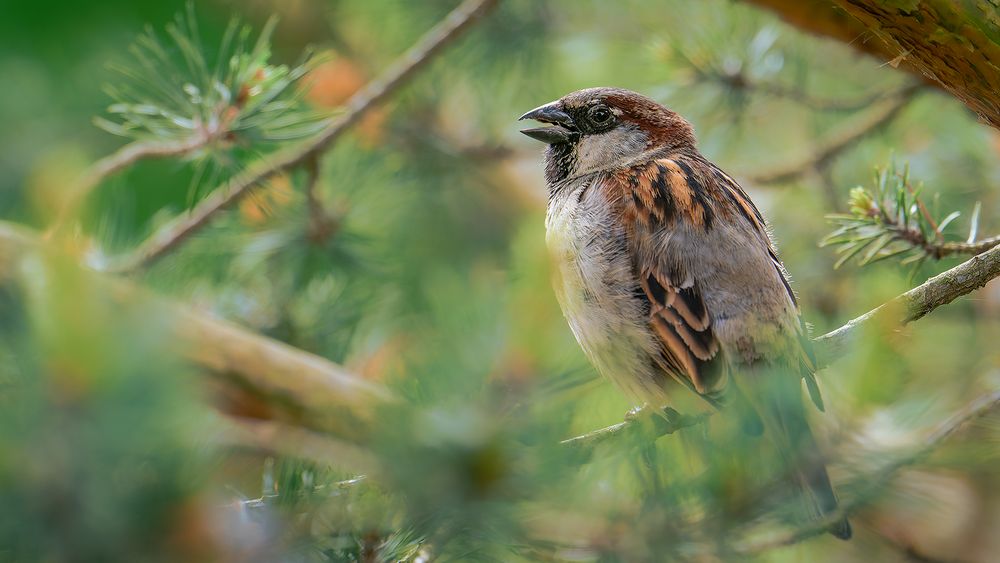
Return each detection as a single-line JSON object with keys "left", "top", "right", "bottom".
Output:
{"left": 2, "top": 0, "right": 1000, "bottom": 561}
{"left": 97, "top": 7, "right": 328, "bottom": 145}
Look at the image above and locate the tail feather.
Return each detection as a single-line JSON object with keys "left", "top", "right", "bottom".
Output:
{"left": 734, "top": 370, "right": 852, "bottom": 540}
{"left": 797, "top": 457, "right": 852, "bottom": 540}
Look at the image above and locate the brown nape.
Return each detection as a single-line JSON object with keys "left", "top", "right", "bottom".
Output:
{"left": 603, "top": 91, "right": 697, "bottom": 150}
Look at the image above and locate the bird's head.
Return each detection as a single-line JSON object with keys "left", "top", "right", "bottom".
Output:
{"left": 519, "top": 87, "right": 695, "bottom": 184}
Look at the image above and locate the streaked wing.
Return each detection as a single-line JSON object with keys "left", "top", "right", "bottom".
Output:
{"left": 609, "top": 158, "right": 726, "bottom": 395}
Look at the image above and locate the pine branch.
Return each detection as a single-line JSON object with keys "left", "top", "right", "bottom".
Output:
{"left": 822, "top": 163, "right": 1000, "bottom": 268}
{"left": 745, "top": 84, "right": 922, "bottom": 185}
{"left": 105, "top": 0, "right": 500, "bottom": 273}
{"left": 45, "top": 135, "right": 217, "bottom": 238}
{"left": 49, "top": 11, "right": 329, "bottom": 239}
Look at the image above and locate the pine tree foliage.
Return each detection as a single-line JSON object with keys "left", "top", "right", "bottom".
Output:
{"left": 1, "top": 1, "right": 1000, "bottom": 562}
{"left": 97, "top": 6, "right": 328, "bottom": 145}
{"left": 823, "top": 162, "right": 1000, "bottom": 270}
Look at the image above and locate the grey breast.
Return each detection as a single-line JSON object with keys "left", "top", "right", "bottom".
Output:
{"left": 544, "top": 175, "right": 672, "bottom": 404}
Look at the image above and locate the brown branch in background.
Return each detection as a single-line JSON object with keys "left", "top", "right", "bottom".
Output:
{"left": 0, "top": 221, "right": 394, "bottom": 442}
{"left": 302, "top": 154, "right": 338, "bottom": 243}
{"left": 739, "top": 0, "right": 898, "bottom": 61}
{"left": 563, "top": 242, "right": 1000, "bottom": 448}
{"left": 216, "top": 416, "right": 382, "bottom": 474}
{"left": 106, "top": 0, "right": 500, "bottom": 273}
{"left": 741, "top": 0, "right": 1000, "bottom": 131}
{"left": 745, "top": 83, "right": 922, "bottom": 185}
{"left": 733, "top": 389, "right": 1000, "bottom": 555}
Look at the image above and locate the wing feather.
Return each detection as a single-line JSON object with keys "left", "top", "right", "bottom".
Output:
{"left": 608, "top": 154, "right": 823, "bottom": 410}
{"left": 613, "top": 158, "right": 724, "bottom": 395}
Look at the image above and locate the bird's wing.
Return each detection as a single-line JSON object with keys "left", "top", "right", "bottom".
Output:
{"left": 608, "top": 156, "right": 825, "bottom": 409}
{"left": 701, "top": 160, "right": 826, "bottom": 410}
{"left": 607, "top": 157, "right": 725, "bottom": 396}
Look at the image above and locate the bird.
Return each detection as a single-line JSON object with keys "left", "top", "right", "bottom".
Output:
{"left": 519, "top": 87, "right": 851, "bottom": 540}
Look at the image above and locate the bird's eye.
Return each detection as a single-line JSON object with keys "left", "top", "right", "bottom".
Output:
{"left": 589, "top": 106, "right": 613, "bottom": 124}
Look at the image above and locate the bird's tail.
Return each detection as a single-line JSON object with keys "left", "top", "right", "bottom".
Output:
{"left": 793, "top": 429, "right": 852, "bottom": 540}
{"left": 732, "top": 374, "right": 852, "bottom": 540}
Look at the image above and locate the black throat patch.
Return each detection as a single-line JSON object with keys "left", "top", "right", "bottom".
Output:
{"left": 544, "top": 142, "right": 577, "bottom": 186}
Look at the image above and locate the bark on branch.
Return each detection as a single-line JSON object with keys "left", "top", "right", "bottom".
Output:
{"left": 743, "top": 0, "right": 1000, "bottom": 131}
{"left": 0, "top": 222, "right": 393, "bottom": 442}
{"left": 815, "top": 240, "right": 1000, "bottom": 367}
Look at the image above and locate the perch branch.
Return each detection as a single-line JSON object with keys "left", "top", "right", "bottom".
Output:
{"left": 560, "top": 407, "right": 708, "bottom": 451}
{"left": 815, "top": 241, "right": 1000, "bottom": 366}
{"left": 107, "top": 0, "right": 500, "bottom": 272}
{"left": 563, "top": 242, "right": 1000, "bottom": 448}
{"left": 745, "top": 84, "right": 921, "bottom": 185}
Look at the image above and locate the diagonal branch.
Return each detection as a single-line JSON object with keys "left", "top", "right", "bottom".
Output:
{"left": 815, "top": 241, "right": 1000, "bottom": 367}
{"left": 216, "top": 416, "right": 382, "bottom": 474}
{"left": 46, "top": 135, "right": 216, "bottom": 238}
{"left": 563, "top": 242, "right": 1000, "bottom": 448}
{"left": 745, "top": 83, "right": 922, "bottom": 185}
{"left": 732, "top": 389, "right": 1000, "bottom": 555}
{"left": 0, "top": 221, "right": 394, "bottom": 442}
{"left": 106, "top": 0, "right": 500, "bottom": 273}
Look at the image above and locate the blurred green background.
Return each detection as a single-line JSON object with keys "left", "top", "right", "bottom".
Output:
{"left": 2, "top": 0, "right": 1000, "bottom": 561}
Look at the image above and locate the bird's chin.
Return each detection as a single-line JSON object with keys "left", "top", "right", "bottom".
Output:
{"left": 519, "top": 126, "right": 578, "bottom": 145}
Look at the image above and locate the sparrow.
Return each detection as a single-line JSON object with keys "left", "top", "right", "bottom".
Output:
{"left": 519, "top": 87, "right": 851, "bottom": 540}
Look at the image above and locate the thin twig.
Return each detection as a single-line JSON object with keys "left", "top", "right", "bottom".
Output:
{"left": 713, "top": 70, "right": 917, "bottom": 112}
{"left": 560, "top": 407, "right": 708, "bottom": 451}
{"left": 106, "top": 0, "right": 500, "bottom": 273}
{"left": 886, "top": 223, "right": 1000, "bottom": 260}
{"left": 45, "top": 135, "right": 213, "bottom": 238}
{"left": 732, "top": 389, "right": 1000, "bottom": 555}
{"left": 746, "top": 83, "right": 923, "bottom": 185}
{"left": 885, "top": 176, "right": 1000, "bottom": 259}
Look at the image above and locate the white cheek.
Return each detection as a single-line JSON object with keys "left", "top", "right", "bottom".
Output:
{"left": 574, "top": 126, "right": 649, "bottom": 174}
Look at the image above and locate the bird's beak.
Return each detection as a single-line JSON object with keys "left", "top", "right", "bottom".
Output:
{"left": 518, "top": 101, "right": 578, "bottom": 144}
